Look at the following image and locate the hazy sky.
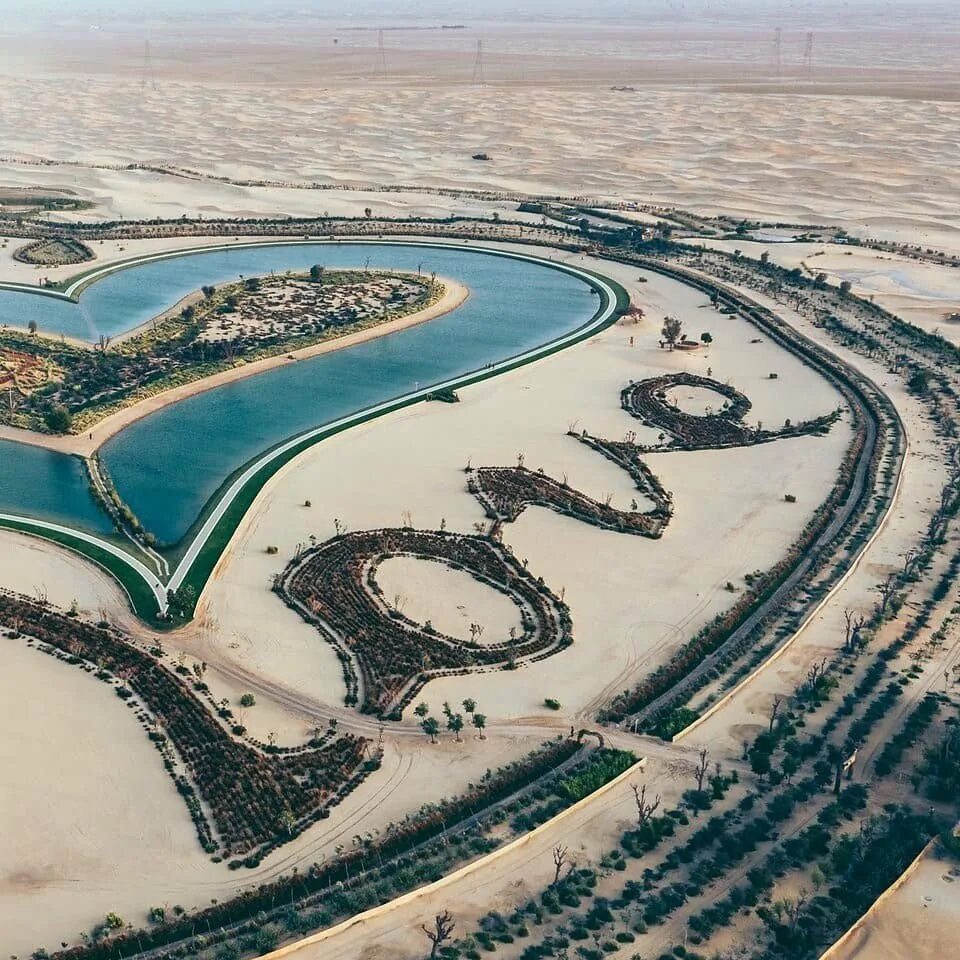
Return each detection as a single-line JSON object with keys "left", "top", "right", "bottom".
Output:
{"left": 1, "top": 0, "right": 956, "bottom": 23}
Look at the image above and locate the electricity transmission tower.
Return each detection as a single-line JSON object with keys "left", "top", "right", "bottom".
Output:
{"left": 373, "top": 29, "right": 387, "bottom": 79}
{"left": 773, "top": 27, "right": 782, "bottom": 78}
{"left": 140, "top": 40, "right": 159, "bottom": 94}
{"left": 802, "top": 31, "right": 814, "bottom": 81}
{"left": 471, "top": 39, "right": 486, "bottom": 86}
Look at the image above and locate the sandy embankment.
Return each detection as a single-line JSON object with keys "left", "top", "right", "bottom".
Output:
{"left": 827, "top": 842, "right": 960, "bottom": 960}
{"left": 0, "top": 276, "right": 468, "bottom": 458}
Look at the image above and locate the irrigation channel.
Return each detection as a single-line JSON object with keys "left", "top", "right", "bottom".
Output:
{"left": 0, "top": 240, "right": 626, "bottom": 618}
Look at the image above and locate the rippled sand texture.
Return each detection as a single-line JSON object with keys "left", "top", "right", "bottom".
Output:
{"left": 1, "top": 18, "right": 959, "bottom": 245}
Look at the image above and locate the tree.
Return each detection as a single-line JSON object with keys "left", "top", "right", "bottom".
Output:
{"left": 700, "top": 331, "right": 713, "bottom": 345}
{"left": 448, "top": 712, "right": 465, "bottom": 742}
{"left": 630, "top": 782, "right": 661, "bottom": 827}
{"left": 693, "top": 747, "right": 710, "bottom": 793}
{"left": 661, "top": 315, "right": 682, "bottom": 349}
{"left": 472, "top": 712, "right": 487, "bottom": 739}
{"left": 551, "top": 845, "right": 571, "bottom": 885}
{"left": 28, "top": 319, "right": 38, "bottom": 335}
{"left": 309, "top": 264, "right": 325, "bottom": 283}
{"left": 462, "top": 697, "right": 477, "bottom": 715}
{"left": 414, "top": 701, "right": 430, "bottom": 719}
{"left": 907, "top": 368, "right": 930, "bottom": 395}
{"left": 422, "top": 716, "right": 440, "bottom": 743}
{"left": 768, "top": 695, "right": 784, "bottom": 733}
{"left": 364, "top": 207, "right": 373, "bottom": 218}
{"left": 201, "top": 284, "right": 216, "bottom": 298}
{"left": 422, "top": 911, "right": 455, "bottom": 960}
{"left": 877, "top": 572, "right": 898, "bottom": 617}
{"left": 843, "top": 609, "right": 866, "bottom": 652}
{"left": 782, "top": 753, "right": 800, "bottom": 783}
{"left": 750, "top": 749, "right": 772, "bottom": 783}
{"left": 43, "top": 404, "right": 73, "bottom": 434}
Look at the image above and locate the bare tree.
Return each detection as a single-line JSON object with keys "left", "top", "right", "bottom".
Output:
{"left": 551, "top": 844, "right": 573, "bottom": 886}
{"left": 693, "top": 747, "right": 710, "bottom": 793}
{"left": 768, "top": 695, "right": 784, "bottom": 733}
{"left": 802, "top": 657, "right": 829, "bottom": 696}
{"left": 630, "top": 783, "right": 661, "bottom": 828}
{"left": 877, "top": 572, "right": 898, "bottom": 617}
{"left": 421, "top": 911, "right": 455, "bottom": 960}
{"left": 843, "top": 609, "right": 866, "bottom": 652}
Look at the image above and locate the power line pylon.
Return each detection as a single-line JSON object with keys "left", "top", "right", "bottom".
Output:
{"left": 141, "top": 40, "right": 159, "bottom": 94}
{"left": 802, "top": 31, "right": 814, "bottom": 81}
{"left": 773, "top": 27, "right": 782, "bottom": 78}
{"left": 471, "top": 39, "right": 485, "bottom": 86}
{"left": 373, "top": 29, "right": 387, "bottom": 79}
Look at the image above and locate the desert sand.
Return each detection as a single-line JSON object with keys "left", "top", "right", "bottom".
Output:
{"left": 0, "top": 15, "right": 959, "bottom": 252}
{"left": 829, "top": 843, "right": 960, "bottom": 960}
{"left": 695, "top": 238, "right": 960, "bottom": 345}
{"left": 0, "top": 6, "right": 958, "bottom": 956}
{"left": 0, "top": 240, "right": 852, "bottom": 950}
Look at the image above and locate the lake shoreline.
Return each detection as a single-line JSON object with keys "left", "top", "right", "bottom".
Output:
{"left": 0, "top": 276, "right": 468, "bottom": 458}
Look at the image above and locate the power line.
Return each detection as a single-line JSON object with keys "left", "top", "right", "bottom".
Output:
{"left": 802, "top": 31, "right": 814, "bottom": 81}
{"left": 140, "top": 40, "right": 159, "bottom": 94}
{"left": 471, "top": 39, "right": 485, "bottom": 86}
{"left": 373, "top": 29, "right": 387, "bottom": 79}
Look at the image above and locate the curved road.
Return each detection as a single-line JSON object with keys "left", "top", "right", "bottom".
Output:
{"left": 613, "top": 259, "right": 900, "bottom": 731}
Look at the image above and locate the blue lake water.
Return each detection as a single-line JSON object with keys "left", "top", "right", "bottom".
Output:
{"left": 0, "top": 243, "right": 601, "bottom": 548}
{"left": 0, "top": 440, "right": 114, "bottom": 535}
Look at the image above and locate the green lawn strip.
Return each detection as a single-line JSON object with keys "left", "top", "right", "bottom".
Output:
{"left": 0, "top": 518, "right": 160, "bottom": 618}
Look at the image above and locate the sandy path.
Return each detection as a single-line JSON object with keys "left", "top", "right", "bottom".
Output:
{"left": 0, "top": 277, "right": 467, "bottom": 457}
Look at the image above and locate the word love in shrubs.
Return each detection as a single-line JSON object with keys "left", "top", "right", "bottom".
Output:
{"left": 277, "top": 527, "right": 573, "bottom": 718}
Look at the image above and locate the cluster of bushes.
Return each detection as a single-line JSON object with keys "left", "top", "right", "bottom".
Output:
{"left": 0, "top": 591, "right": 369, "bottom": 863}
{"left": 621, "top": 371, "right": 838, "bottom": 451}
{"left": 35, "top": 739, "right": 642, "bottom": 960}
{"left": 468, "top": 464, "right": 670, "bottom": 539}
{"left": 277, "top": 527, "right": 572, "bottom": 717}
{"left": 600, "top": 376, "right": 880, "bottom": 729}
{"left": 752, "top": 807, "right": 933, "bottom": 959}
